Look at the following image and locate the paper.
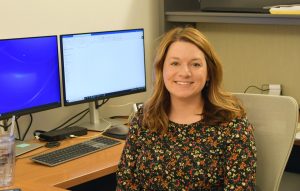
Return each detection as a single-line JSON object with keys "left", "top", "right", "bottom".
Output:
{"left": 269, "top": 5, "right": 300, "bottom": 14}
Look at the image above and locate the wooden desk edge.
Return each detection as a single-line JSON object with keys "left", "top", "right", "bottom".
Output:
{"left": 11, "top": 132, "right": 124, "bottom": 191}
{"left": 55, "top": 163, "right": 119, "bottom": 189}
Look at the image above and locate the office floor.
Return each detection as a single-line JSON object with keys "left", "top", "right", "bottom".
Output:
{"left": 279, "top": 172, "right": 300, "bottom": 191}
{"left": 69, "top": 173, "right": 116, "bottom": 191}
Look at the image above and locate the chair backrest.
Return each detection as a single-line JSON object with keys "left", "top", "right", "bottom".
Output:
{"left": 234, "top": 93, "right": 299, "bottom": 191}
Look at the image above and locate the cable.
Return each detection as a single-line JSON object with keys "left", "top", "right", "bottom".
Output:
{"left": 41, "top": 99, "right": 109, "bottom": 131}
{"left": 95, "top": 99, "right": 110, "bottom": 109}
{"left": 1, "top": 116, "right": 28, "bottom": 140}
{"left": 21, "top": 114, "right": 33, "bottom": 141}
{"left": 33, "top": 108, "right": 89, "bottom": 139}
{"left": 34, "top": 98, "right": 110, "bottom": 137}
{"left": 64, "top": 110, "right": 90, "bottom": 128}
{"left": 15, "top": 115, "right": 32, "bottom": 141}
{"left": 51, "top": 108, "right": 89, "bottom": 131}
{"left": 107, "top": 101, "right": 139, "bottom": 126}
{"left": 64, "top": 98, "right": 111, "bottom": 128}
{"left": 33, "top": 130, "right": 46, "bottom": 140}
{"left": 106, "top": 102, "right": 135, "bottom": 108}
{"left": 127, "top": 111, "right": 136, "bottom": 124}
{"left": 243, "top": 85, "right": 269, "bottom": 93}
{"left": 0, "top": 119, "right": 9, "bottom": 131}
{"left": 16, "top": 116, "right": 21, "bottom": 141}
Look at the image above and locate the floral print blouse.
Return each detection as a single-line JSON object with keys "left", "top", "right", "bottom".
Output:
{"left": 116, "top": 111, "right": 256, "bottom": 191}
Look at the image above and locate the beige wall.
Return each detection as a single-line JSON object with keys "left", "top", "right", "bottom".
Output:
{"left": 0, "top": 0, "right": 159, "bottom": 139}
{"left": 197, "top": 23, "right": 300, "bottom": 105}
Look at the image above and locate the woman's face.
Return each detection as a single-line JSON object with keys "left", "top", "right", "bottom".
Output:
{"left": 163, "top": 41, "right": 208, "bottom": 101}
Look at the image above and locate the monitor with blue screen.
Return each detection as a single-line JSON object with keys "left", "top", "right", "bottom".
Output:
{"left": 0, "top": 36, "right": 61, "bottom": 120}
{"left": 60, "top": 28, "right": 146, "bottom": 131}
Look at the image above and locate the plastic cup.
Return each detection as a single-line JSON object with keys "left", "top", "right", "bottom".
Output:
{"left": 0, "top": 134, "right": 15, "bottom": 187}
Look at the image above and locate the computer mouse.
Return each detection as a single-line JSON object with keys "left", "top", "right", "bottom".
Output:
{"left": 105, "top": 124, "right": 129, "bottom": 135}
{"left": 45, "top": 141, "right": 60, "bottom": 148}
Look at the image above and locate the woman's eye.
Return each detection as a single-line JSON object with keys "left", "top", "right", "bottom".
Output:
{"left": 192, "top": 63, "right": 202, "bottom": 67}
{"left": 170, "top": 62, "right": 179, "bottom": 66}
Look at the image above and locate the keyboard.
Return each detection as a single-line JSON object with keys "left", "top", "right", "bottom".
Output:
{"left": 31, "top": 136, "right": 121, "bottom": 167}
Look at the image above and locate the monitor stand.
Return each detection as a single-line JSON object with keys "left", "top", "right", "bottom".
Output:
{"left": 80, "top": 102, "right": 127, "bottom": 132}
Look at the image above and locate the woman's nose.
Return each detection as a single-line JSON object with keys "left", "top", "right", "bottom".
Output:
{"left": 179, "top": 65, "right": 192, "bottom": 77}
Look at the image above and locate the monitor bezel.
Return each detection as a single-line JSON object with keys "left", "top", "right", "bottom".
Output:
{"left": 0, "top": 35, "right": 62, "bottom": 120}
{"left": 60, "top": 28, "right": 146, "bottom": 107}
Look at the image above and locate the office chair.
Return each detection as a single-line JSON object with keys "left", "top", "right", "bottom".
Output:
{"left": 234, "top": 93, "right": 299, "bottom": 191}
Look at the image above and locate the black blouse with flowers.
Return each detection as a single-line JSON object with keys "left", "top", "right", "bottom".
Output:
{"left": 116, "top": 111, "right": 256, "bottom": 191}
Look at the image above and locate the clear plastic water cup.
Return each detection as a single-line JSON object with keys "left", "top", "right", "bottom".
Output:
{"left": 0, "top": 133, "right": 15, "bottom": 187}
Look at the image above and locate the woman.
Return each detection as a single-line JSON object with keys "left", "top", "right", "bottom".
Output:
{"left": 116, "top": 27, "right": 256, "bottom": 190}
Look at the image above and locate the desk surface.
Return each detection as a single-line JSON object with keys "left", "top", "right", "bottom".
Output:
{"left": 5, "top": 132, "right": 125, "bottom": 191}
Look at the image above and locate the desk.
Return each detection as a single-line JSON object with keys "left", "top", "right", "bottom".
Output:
{"left": 5, "top": 132, "right": 125, "bottom": 191}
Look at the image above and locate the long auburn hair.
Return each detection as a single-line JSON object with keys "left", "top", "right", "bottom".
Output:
{"left": 142, "top": 27, "right": 244, "bottom": 133}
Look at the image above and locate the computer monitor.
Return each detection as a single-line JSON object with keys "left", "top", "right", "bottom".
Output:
{"left": 0, "top": 35, "right": 61, "bottom": 120}
{"left": 60, "top": 28, "right": 146, "bottom": 131}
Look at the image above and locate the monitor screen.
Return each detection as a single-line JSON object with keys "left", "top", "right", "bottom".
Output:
{"left": 0, "top": 36, "right": 61, "bottom": 120}
{"left": 60, "top": 28, "right": 146, "bottom": 106}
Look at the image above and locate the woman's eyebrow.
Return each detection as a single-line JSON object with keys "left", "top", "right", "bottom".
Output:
{"left": 168, "top": 57, "right": 180, "bottom": 60}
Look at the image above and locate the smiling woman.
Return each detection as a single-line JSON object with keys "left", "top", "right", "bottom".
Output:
{"left": 116, "top": 27, "right": 257, "bottom": 191}
{"left": 163, "top": 41, "right": 208, "bottom": 124}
